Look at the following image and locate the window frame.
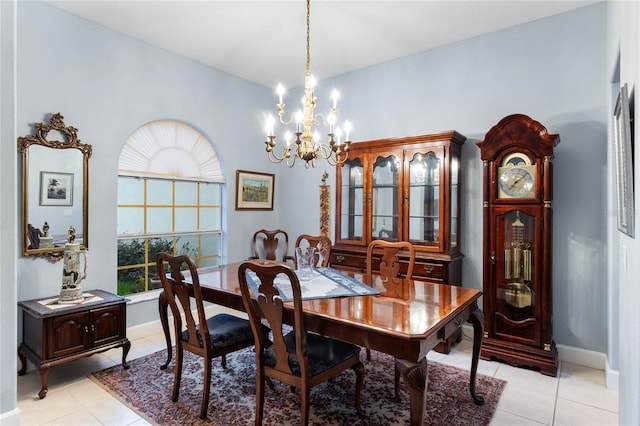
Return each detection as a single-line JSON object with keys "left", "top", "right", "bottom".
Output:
{"left": 116, "top": 176, "right": 223, "bottom": 297}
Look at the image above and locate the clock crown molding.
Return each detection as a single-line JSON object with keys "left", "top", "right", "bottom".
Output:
{"left": 476, "top": 114, "right": 560, "bottom": 161}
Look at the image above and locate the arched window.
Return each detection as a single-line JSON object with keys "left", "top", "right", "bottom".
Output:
{"left": 116, "top": 120, "right": 224, "bottom": 296}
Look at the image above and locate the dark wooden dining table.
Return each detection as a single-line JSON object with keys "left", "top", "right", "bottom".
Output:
{"left": 158, "top": 262, "right": 484, "bottom": 426}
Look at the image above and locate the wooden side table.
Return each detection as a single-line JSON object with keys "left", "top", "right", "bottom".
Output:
{"left": 18, "top": 289, "right": 130, "bottom": 398}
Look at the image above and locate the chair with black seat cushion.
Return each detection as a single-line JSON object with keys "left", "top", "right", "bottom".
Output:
{"left": 293, "top": 234, "right": 332, "bottom": 268}
{"left": 365, "top": 239, "right": 415, "bottom": 400}
{"left": 156, "top": 253, "right": 268, "bottom": 419}
{"left": 250, "top": 229, "right": 291, "bottom": 262}
{"left": 238, "top": 260, "right": 365, "bottom": 426}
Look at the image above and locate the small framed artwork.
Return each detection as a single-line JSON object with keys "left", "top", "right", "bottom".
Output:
{"left": 235, "top": 170, "right": 274, "bottom": 210}
{"left": 40, "top": 171, "right": 73, "bottom": 206}
{"left": 613, "top": 83, "right": 634, "bottom": 238}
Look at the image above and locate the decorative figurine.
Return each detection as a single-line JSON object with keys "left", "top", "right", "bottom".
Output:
{"left": 39, "top": 221, "right": 53, "bottom": 249}
{"left": 58, "top": 225, "right": 87, "bottom": 304}
{"left": 67, "top": 225, "right": 76, "bottom": 244}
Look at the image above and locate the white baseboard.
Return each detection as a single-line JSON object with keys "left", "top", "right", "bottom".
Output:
{"left": 460, "top": 325, "right": 619, "bottom": 390}
{"left": 0, "top": 407, "right": 21, "bottom": 426}
{"left": 556, "top": 343, "right": 605, "bottom": 369}
{"left": 605, "top": 358, "right": 620, "bottom": 390}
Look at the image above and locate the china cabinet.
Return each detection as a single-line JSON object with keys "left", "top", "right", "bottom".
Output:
{"left": 331, "top": 131, "right": 466, "bottom": 352}
{"left": 476, "top": 114, "right": 559, "bottom": 376}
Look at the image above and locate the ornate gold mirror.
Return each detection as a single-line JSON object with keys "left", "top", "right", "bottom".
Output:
{"left": 18, "top": 113, "right": 91, "bottom": 261}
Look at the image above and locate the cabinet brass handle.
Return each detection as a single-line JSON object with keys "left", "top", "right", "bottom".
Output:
{"left": 84, "top": 326, "right": 89, "bottom": 333}
{"left": 454, "top": 317, "right": 464, "bottom": 327}
{"left": 336, "top": 255, "right": 344, "bottom": 263}
{"left": 423, "top": 265, "right": 434, "bottom": 274}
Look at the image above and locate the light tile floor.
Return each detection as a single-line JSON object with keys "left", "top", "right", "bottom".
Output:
{"left": 13, "top": 322, "right": 618, "bottom": 425}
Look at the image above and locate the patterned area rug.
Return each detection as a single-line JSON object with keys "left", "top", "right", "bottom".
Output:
{"left": 90, "top": 347, "right": 505, "bottom": 425}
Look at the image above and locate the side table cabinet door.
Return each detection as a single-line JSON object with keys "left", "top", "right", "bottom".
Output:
{"left": 48, "top": 312, "right": 90, "bottom": 358}
{"left": 91, "top": 305, "right": 125, "bottom": 347}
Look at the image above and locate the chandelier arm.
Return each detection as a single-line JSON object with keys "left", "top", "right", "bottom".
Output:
{"left": 278, "top": 112, "right": 297, "bottom": 126}
{"left": 265, "top": 139, "right": 294, "bottom": 164}
{"left": 313, "top": 112, "right": 339, "bottom": 128}
{"left": 286, "top": 155, "right": 298, "bottom": 168}
{"left": 266, "top": 151, "right": 286, "bottom": 164}
{"left": 316, "top": 143, "right": 334, "bottom": 160}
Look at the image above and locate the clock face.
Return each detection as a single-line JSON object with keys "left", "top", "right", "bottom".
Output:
{"left": 498, "top": 164, "right": 536, "bottom": 199}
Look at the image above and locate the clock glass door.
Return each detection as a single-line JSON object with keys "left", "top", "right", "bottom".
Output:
{"left": 493, "top": 207, "right": 540, "bottom": 346}
{"left": 372, "top": 155, "right": 400, "bottom": 241}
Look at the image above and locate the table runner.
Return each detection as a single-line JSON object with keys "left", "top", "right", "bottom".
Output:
{"left": 244, "top": 267, "right": 380, "bottom": 302}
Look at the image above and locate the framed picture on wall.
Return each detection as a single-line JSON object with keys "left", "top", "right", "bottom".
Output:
{"left": 613, "top": 83, "right": 634, "bottom": 238}
{"left": 40, "top": 171, "right": 73, "bottom": 206}
{"left": 235, "top": 170, "right": 274, "bottom": 210}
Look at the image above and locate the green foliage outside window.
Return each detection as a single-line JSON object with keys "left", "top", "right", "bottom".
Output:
{"left": 117, "top": 237, "right": 199, "bottom": 295}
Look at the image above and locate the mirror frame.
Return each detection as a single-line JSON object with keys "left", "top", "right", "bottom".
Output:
{"left": 17, "top": 113, "right": 92, "bottom": 261}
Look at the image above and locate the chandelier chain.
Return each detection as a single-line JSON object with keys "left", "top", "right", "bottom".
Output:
{"left": 306, "top": 0, "right": 311, "bottom": 76}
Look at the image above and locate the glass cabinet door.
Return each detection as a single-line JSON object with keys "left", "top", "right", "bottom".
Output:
{"left": 450, "top": 153, "right": 460, "bottom": 249}
{"left": 371, "top": 155, "right": 399, "bottom": 241}
{"left": 339, "top": 157, "right": 364, "bottom": 241}
{"left": 407, "top": 151, "right": 441, "bottom": 247}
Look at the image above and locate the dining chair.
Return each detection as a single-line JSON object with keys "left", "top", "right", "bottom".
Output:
{"left": 293, "top": 234, "right": 332, "bottom": 268}
{"left": 365, "top": 239, "right": 415, "bottom": 290}
{"left": 238, "top": 260, "right": 365, "bottom": 425}
{"left": 250, "top": 229, "right": 291, "bottom": 262}
{"left": 156, "top": 253, "right": 267, "bottom": 419}
{"left": 365, "top": 239, "right": 416, "bottom": 400}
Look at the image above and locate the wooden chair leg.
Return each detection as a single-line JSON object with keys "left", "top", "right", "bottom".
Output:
{"left": 394, "top": 363, "right": 401, "bottom": 401}
{"left": 353, "top": 362, "right": 366, "bottom": 417}
{"left": 255, "top": 371, "right": 265, "bottom": 426}
{"left": 172, "top": 347, "right": 183, "bottom": 402}
{"left": 301, "top": 387, "right": 311, "bottom": 426}
{"left": 366, "top": 348, "right": 371, "bottom": 361}
{"left": 221, "top": 353, "right": 227, "bottom": 369}
{"left": 266, "top": 377, "right": 275, "bottom": 390}
{"left": 200, "top": 359, "right": 212, "bottom": 419}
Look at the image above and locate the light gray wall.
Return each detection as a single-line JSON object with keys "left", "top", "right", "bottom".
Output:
{"left": 1, "top": 0, "right": 18, "bottom": 421}
{"left": 281, "top": 3, "right": 609, "bottom": 354}
{"left": 607, "top": 2, "right": 639, "bottom": 424}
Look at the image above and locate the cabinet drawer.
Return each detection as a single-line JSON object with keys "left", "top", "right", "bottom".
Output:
{"left": 441, "top": 311, "right": 468, "bottom": 341}
{"left": 330, "top": 253, "right": 366, "bottom": 270}
{"left": 412, "top": 262, "right": 446, "bottom": 281}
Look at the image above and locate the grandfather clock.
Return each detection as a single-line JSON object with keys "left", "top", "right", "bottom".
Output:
{"left": 476, "top": 114, "right": 559, "bottom": 376}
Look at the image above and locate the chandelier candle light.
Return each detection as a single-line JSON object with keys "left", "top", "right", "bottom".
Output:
{"left": 264, "top": 0, "right": 352, "bottom": 168}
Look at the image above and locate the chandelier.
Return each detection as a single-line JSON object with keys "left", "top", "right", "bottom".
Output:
{"left": 264, "top": 0, "right": 352, "bottom": 168}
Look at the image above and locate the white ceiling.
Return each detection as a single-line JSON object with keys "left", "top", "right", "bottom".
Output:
{"left": 45, "top": 0, "right": 599, "bottom": 89}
